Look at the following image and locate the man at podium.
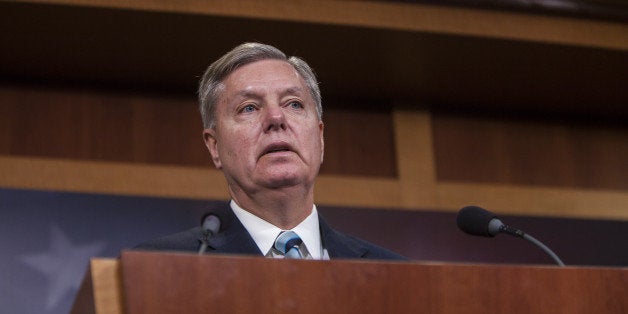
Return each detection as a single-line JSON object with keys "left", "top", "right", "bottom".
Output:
{"left": 137, "top": 43, "right": 405, "bottom": 261}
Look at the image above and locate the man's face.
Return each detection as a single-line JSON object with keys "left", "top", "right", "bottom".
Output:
{"left": 203, "top": 59, "right": 324, "bottom": 194}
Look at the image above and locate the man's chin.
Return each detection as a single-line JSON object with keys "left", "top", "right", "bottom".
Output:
{"left": 261, "top": 176, "right": 302, "bottom": 189}
{"left": 252, "top": 163, "right": 316, "bottom": 189}
{"left": 256, "top": 171, "right": 309, "bottom": 189}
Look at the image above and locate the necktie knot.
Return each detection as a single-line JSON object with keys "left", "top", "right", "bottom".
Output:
{"left": 274, "top": 231, "right": 304, "bottom": 259}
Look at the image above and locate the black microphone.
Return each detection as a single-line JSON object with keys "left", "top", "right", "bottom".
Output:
{"left": 457, "top": 206, "right": 565, "bottom": 266}
{"left": 198, "top": 213, "right": 221, "bottom": 255}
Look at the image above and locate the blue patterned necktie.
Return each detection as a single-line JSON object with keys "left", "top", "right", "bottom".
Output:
{"left": 274, "top": 231, "right": 304, "bottom": 259}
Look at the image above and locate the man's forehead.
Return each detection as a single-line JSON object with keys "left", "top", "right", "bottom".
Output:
{"left": 228, "top": 59, "right": 299, "bottom": 81}
{"left": 223, "top": 62, "right": 306, "bottom": 94}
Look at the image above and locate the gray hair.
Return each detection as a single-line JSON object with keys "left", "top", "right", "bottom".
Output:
{"left": 198, "top": 42, "right": 322, "bottom": 129}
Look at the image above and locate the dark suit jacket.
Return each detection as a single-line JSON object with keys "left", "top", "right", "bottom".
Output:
{"left": 136, "top": 202, "right": 406, "bottom": 261}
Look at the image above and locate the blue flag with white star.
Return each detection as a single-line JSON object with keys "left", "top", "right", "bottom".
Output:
{"left": 0, "top": 188, "right": 212, "bottom": 313}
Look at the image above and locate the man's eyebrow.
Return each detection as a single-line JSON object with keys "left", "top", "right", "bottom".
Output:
{"left": 280, "top": 86, "right": 305, "bottom": 97}
{"left": 232, "top": 90, "right": 262, "bottom": 100}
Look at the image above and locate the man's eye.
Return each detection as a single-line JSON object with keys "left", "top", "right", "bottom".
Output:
{"left": 240, "top": 104, "right": 256, "bottom": 113}
{"left": 288, "top": 101, "right": 303, "bottom": 109}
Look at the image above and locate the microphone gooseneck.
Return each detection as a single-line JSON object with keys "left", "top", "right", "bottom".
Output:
{"left": 198, "top": 214, "right": 221, "bottom": 255}
{"left": 457, "top": 206, "right": 565, "bottom": 266}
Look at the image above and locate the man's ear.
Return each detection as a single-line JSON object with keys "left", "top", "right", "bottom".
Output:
{"left": 203, "top": 128, "right": 222, "bottom": 169}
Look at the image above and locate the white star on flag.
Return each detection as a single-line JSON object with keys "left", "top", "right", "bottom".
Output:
{"left": 20, "top": 224, "right": 107, "bottom": 310}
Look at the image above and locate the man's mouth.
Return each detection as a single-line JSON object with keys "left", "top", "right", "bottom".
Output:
{"left": 267, "top": 148, "right": 290, "bottom": 153}
{"left": 260, "top": 143, "right": 293, "bottom": 158}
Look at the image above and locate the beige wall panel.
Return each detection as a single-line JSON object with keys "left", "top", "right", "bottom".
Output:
{"left": 432, "top": 113, "right": 628, "bottom": 190}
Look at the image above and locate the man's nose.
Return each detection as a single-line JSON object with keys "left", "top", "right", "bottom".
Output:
{"left": 263, "top": 104, "right": 287, "bottom": 132}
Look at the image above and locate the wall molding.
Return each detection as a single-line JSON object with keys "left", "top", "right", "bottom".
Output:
{"left": 13, "top": 0, "right": 628, "bottom": 50}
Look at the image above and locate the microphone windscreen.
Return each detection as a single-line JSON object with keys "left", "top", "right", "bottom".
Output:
{"left": 201, "top": 213, "right": 221, "bottom": 235}
{"left": 457, "top": 206, "right": 497, "bottom": 237}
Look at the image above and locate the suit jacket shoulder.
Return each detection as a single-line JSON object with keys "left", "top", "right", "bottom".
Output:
{"left": 319, "top": 215, "right": 407, "bottom": 260}
{"left": 134, "top": 226, "right": 203, "bottom": 252}
{"left": 134, "top": 202, "right": 262, "bottom": 256}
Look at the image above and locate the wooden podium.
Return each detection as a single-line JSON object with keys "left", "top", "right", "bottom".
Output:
{"left": 72, "top": 251, "right": 627, "bottom": 314}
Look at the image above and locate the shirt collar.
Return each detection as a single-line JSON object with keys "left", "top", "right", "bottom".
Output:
{"left": 229, "top": 200, "right": 323, "bottom": 259}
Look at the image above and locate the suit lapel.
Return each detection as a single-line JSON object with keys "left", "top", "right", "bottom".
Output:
{"left": 319, "top": 214, "right": 370, "bottom": 259}
{"left": 204, "top": 202, "right": 263, "bottom": 256}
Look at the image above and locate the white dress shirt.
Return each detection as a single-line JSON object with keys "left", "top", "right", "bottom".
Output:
{"left": 230, "top": 200, "right": 329, "bottom": 260}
